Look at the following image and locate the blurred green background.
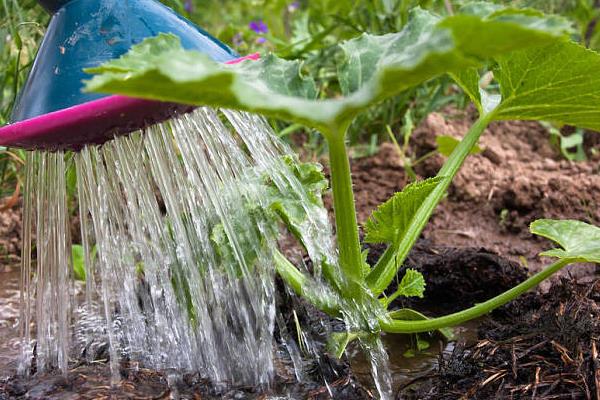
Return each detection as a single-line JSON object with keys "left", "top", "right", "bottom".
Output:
{"left": 0, "top": 0, "right": 598, "bottom": 198}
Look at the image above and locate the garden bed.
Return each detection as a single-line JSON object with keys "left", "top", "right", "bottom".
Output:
{"left": 1, "top": 112, "right": 599, "bottom": 399}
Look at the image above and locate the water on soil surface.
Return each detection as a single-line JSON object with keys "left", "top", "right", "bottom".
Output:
{"left": 350, "top": 323, "right": 479, "bottom": 394}
{"left": 17, "top": 108, "right": 340, "bottom": 389}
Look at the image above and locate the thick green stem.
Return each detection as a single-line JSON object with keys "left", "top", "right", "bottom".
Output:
{"left": 328, "top": 133, "right": 364, "bottom": 296}
{"left": 381, "top": 259, "right": 570, "bottom": 333}
{"left": 366, "top": 113, "right": 494, "bottom": 295}
{"left": 274, "top": 249, "right": 341, "bottom": 316}
{"left": 274, "top": 249, "right": 308, "bottom": 296}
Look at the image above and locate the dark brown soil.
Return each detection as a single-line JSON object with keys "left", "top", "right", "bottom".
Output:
{"left": 1, "top": 276, "right": 374, "bottom": 400}
{"left": 0, "top": 243, "right": 539, "bottom": 400}
{"left": 388, "top": 242, "right": 528, "bottom": 315}
{"left": 397, "top": 278, "right": 600, "bottom": 400}
{"left": 1, "top": 360, "right": 372, "bottom": 400}
{"left": 342, "top": 111, "right": 600, "bottom": 399}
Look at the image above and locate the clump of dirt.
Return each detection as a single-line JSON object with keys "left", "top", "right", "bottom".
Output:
{"left": 398, "top": 278, "right": 600, "bottom": 400}
{"left": 338, "top": 108, "right": 599, "bottom": 274}
{"left": 411, "top": 109, "right": 600, "bottom": 272}
{"left": 386, "top": 241, "right": 528, "bottom": 315}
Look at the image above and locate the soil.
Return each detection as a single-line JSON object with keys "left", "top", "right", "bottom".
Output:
{"left": 0, "top": 244, "right": 541, "bottom": 400}
{"left": 398, "top": 278, "right": 600, "bottom": 400}
{"left": 1, "top": 359, "right": 371, "bottom": 400}
{"left": 342, "top": 108, "right": 600, "bottom": 276}
{"left": 0, "top": 204, "right": 21, "bottom": 266}
{"left": 1, "top": 111, "right": 599, "bottom": 398}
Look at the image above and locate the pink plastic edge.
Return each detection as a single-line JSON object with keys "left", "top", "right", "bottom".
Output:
{"left": 0, "top": 53, "right": 261, "bottom": 150}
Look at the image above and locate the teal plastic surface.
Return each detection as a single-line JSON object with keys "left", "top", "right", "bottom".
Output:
{"left": 12, "top": 0, "right": 237, "bottom": 122}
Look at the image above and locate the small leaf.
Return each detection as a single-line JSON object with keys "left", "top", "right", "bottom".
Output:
{"left": 396, "top": 269, "right": 426, "bottom": 298}
{"left": 436, "top": 135, "right": 482, "bottom": 157}
{"left": 328, "top": 332, "right": 358, "bottom": 359}
{"left": 327, "top": 331, "right": 373, "bottom": 359}
{"left": 530, "top": 219, "right": 600, "bottom": 263}
{"left": 403, "top": 349, "right": 417, "bottom": 358}
{"left": 417, "top": 337, "right": 430, "bottom": 351}
{"left": 364, "top": 177, "right": 443, "bottom": 245}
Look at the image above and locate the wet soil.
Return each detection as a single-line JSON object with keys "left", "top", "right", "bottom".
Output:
{"left": 4, "top": 241, "right": 594, "bottom": 399}
{"left": 1, "top": 360, "right": 372, "bottom": 400}
{"left": 0, "top": 242, "right": 529, "bottom": 400}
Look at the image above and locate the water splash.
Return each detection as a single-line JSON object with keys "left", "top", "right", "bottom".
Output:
{"left": 18, "top": 108, "right": 393, "bottom": 398}
{"left": 362, "top": 338, "right": 393, "bottom": 400}
{"left": 18, "top": 108, "right": 336, "bottom": 387}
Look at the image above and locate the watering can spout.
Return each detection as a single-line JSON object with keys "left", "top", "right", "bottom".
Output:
{"left": 1, "top": 0, "right": 242, "bottom": 151}
{"left": 37, "top": 0, "right": 71, "bottom": 13}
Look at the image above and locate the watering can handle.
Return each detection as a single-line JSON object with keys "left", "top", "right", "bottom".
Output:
{"left": 38, "top": 0, "right": 72, "bottom": 13}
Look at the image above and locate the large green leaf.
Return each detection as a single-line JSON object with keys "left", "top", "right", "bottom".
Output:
{"left": 85, "top": 7, "right": 569, "bottom": 136}
{"left": 493, "top": 41, "right": 600, "bottom": 131}
{"left": 530, "top": 219, "right": 600, "bottom": 263}
{"left": 364, "top": 177, "right": 442, "bottom": 245}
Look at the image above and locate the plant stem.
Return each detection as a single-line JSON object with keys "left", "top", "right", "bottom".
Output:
{"left": 328, "top": 132, "right": 364, "bottom": 296}
{"left": 381, "top": 259, "right": 570, "bottom": 333}
{"left": 273, "top": 249, "right": 308, "bottom": 295}
{"left": 277, "top": 123, "right": 304, "bottom": 138}
{"left": 366, "top": 113, "right": 494, "bottom": 295}
{"left": 273, "top": 249, "right": 341, "bottom": 316}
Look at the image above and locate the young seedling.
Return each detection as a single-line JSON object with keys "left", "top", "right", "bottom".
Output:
{"left": 86, "top": 4, "right": 600, "bottom": 357}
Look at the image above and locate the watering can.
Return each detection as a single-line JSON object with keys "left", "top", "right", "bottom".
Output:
{"left": 0, "top": 0, "right": 242, "bottom": 150}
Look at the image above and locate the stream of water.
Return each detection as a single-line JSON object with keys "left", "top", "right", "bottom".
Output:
{"left": 17, "top": 108, "right": 353, "bottom": 392}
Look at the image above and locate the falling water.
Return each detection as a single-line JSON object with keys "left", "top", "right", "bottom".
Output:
{"left": 16, "top": 107, "right": 398, "bottom": 398}
{"left": 18, "top": 108, "right": 339, "bottom": 388}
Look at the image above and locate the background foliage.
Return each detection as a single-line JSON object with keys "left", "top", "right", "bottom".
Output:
{"left": 0, "top": 0, "right": 599, "bottom": 197}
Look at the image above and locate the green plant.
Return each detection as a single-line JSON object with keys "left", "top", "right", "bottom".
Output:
{"left": 0, "top": 0, "right": 46, "bottom": 125}
{"left": 179, "top": 0, "right": 457, "bottom": 150}
{"left": 0, "top": 1, "right": 46, "bottom": 200}
{"left": 85, "top": 3, "right": 600, "bottom": 356}
{"left": 543, "top": 121, "right": 588, "bottom": 161}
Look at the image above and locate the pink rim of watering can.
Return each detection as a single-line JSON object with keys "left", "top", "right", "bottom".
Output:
{"left": 0, "top": 0, "right": 260, "bottom": 151}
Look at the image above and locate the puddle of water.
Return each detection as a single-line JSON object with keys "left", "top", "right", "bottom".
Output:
{"left": 350, "top": 322, "right": 480, "bottom": 394}
{"left": 0, "top": 266, "right": 22, "bottom": 379}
